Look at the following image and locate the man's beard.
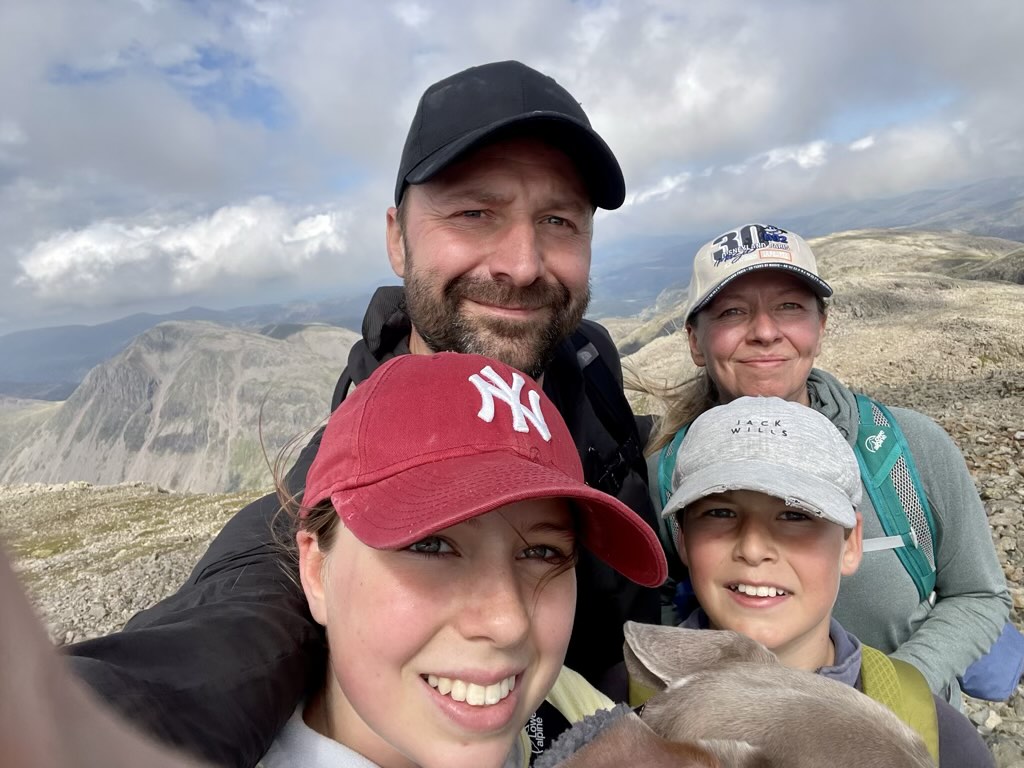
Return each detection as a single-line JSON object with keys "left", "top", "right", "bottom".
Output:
{"left": 403, "top": 256, "right": 590, "bottom": 379}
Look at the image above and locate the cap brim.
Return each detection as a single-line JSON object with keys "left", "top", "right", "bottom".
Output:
{"left": 687, "top": 262, "right": 833, "bottom": 320}
{"left": 403, "top": 113, "right": 626, "bottom": 210}
{"left": 663, "top": 458, "right": 856, "bottom": 528}
{"left": 332, "top": 450, "right": 667, "bottom": 587}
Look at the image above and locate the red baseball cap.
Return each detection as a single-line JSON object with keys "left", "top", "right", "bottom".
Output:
{"left": 303, "top": 352, "right": 666, "bottom": 588}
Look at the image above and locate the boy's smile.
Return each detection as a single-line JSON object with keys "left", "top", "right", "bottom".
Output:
{"left": 728, "top": 581, "right": 789, "bottom": 600}
{"left": 678, "top": 489, "right": 862, "bottom": 671}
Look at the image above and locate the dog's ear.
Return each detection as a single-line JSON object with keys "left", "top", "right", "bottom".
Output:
{"left": 622, "top": 622, "right": 688, "bottom": 690}
{"left": 623, "top": 622, "right": 779, "bottom": 686}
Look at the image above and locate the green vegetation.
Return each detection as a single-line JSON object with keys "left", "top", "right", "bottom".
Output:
{"left": 2, "top": 486, "right": 267, "bottom": 588}
{"left": 227, "top": 436, "right": 276, "bottom": 492}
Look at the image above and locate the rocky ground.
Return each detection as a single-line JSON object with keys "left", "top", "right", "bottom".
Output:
{"left": 1, "top": 386, "right": 1022, "bottom": 764}
{"left": 0, "top": 482, "right": 265, "bottom": 642}
{"left": 861, "top": 377, "right": 1024, "bottom": 768}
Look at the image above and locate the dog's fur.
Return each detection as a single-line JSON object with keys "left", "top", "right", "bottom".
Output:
{"left": 551, "top": 622, "right": 935, "bottom": 767}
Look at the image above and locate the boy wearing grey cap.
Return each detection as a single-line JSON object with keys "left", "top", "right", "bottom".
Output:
{"left": 663, "top": 396, "right": 992, "bottom": 768}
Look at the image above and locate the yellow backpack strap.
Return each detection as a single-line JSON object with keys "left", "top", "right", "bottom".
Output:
{"left": 860, "top": 645, "right": 940, "bottom": 764}
{"left": 627, "top": 675, "right": 659, "bottom": 709}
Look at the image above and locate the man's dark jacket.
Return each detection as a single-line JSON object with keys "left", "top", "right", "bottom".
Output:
{"left": 66, "top": 286, "right": 662, "bottom": 768}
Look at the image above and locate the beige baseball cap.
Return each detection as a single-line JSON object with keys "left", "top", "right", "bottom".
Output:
{"left": 683, "top": 223, "right": 832, "bottom": 322}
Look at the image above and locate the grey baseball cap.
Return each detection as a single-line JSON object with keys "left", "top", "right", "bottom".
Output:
{"left": 663, "top": 396, "right": 861, "bottom": 528}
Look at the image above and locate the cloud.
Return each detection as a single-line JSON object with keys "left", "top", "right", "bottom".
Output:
{"left": 762, "top": 141, "right": 830, "bottom": 171}
{"left": 1, "top": 0, "right": 1023, "bottom": 332}
{"left": 605, "top": 113, "right": 999, "bottom": 242}
{"left": 16, "top": 199, "right": 353, "bottom": 307}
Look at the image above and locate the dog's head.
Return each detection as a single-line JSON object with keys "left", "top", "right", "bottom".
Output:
{"left": 619, "top": 622, "right": 935, "bottom": 768}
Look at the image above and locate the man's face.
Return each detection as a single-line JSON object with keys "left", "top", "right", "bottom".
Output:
{"left": 386, "top": 137, "right": 593, "bottom": 379}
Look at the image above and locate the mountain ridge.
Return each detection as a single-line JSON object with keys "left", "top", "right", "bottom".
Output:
{"left": 0, "top": 321, "right": 359, "bottom": 492}
{"left": 7, "top": 175, "right": 1023, "bottom": 397}
{"left": 588, "top": 175, "right": 1024, "bottom": 317}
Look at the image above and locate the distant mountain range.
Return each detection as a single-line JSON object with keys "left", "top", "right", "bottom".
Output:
{"left": 1, "top": 175, "right": 1022, "bottom": 401}
{"left": 588, "top": 175, "right": 1024, "bottom": 317}
{"left": 0, "top": 321, "right": 359, "bottom": 492}
{"left": 1, "top": 227, "right": 1021, "bottom": 493}
{"left": 0, "top": 295, "right": 374, "bottom": 399}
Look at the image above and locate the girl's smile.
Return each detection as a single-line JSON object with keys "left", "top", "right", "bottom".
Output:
{"left": 298, "top": 498, "right": 577, "bottom": 768}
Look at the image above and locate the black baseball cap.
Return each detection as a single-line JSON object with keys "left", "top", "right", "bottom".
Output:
{"left": 395, "top": 60, "right": 625, "bottom": 210}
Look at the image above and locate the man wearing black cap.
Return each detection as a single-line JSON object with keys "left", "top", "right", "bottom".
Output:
{"left": 388, "top": 59, "right": 624, "bottom": 381}
{"left": 65, "top": 61, "right": 662, "bottom": 768}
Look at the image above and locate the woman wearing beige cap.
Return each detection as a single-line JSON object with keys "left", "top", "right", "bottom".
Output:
{"left": 647, "top": 223, "right": 1011, "bottom": 704}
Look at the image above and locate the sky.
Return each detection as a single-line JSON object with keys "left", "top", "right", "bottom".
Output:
{"left": 2, "top": 0, "right": 1023, "bottom": 334}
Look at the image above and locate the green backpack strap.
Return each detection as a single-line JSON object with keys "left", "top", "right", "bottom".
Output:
{"left": 656, "top": 426, "right": 690, "bottom": 558}
{"left": 853, "top": 394, "right": 937, "bottom": 602}
{"left": 861, "top": 645, "right": 940, "bottom": 763}
{"left": 657, "top": 426, "right": 688, "bottom": 510}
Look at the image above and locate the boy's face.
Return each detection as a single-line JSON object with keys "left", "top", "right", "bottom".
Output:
{"left": 298, "top": 497, "right": 577, "bottom": 768}
{"left": 677, "top": 489, "right": 862, "bottom": 671}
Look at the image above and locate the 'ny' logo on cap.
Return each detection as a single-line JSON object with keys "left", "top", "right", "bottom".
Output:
{"left": 468, "top": 366, "right": 551, "bottom": 441}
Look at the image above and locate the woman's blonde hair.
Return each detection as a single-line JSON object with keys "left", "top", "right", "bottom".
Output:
{"left": 641, "top": 369, "right": 720, "bottom": 456}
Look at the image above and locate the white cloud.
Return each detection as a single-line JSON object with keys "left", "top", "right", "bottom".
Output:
{"left": 625, "top": 171, "right": 691, "bottom": 208}
{"left": 392, "top": 2, "right": 431, "bottom": 28}
{"left": 0, "top": 119, "right": 27, "bottom": 166}
{"left": 2, "top": 0, "right": 1024, "bottom": 331}
{"left": 762, "top": 141, "right": 830, "bottom": 171}
{"left": 16, "top": 199, "right": 351, "bottom": 306}
{"left": 0, "top": 119, "right": 26, "bottom": 146}
{"left": 849, "top": 136, "right": 875, "bottom": 152}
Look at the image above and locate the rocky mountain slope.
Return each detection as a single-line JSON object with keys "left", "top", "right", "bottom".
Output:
{"left": 0, "top": 294, "right": 374, "bottom": 399}
{"left": 0, "top": 321, "right": 359, "bottom": 492}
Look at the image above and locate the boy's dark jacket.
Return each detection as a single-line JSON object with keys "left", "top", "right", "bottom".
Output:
{"left": 65, "top": 286, "right": 663, "bottom": 768}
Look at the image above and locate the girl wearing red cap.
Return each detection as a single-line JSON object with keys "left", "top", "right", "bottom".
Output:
{"left": 260, "top": 352, "right": 666, "bottom": 768}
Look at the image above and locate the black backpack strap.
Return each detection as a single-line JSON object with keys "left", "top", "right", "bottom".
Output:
{"left": 573, "top": 320, "right": 623, "bottom": 386}
{"left": 525, "top": 700, "right": 574, "bottom": 764}
{"left": 330, "top": 369, "right": 355, "bottom": 411}
{"left": 569, "top": 322, "right": 646, "bottom": 496}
